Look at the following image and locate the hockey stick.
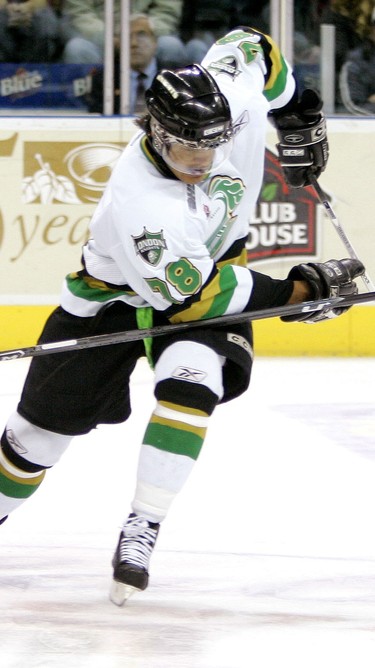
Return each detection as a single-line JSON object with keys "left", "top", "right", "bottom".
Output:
{"left": 309, "top": 174, "right": 375, "bottom": 292}
{"left": 0, "top": 291, "right": 374, "bottom": 362}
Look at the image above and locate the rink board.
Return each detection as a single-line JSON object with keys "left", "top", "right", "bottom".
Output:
{"left": 0, "top": 115, "right": 374, "bottom": 356}
{"left": 1, "top": 303, "right": 373, "bottom": 357}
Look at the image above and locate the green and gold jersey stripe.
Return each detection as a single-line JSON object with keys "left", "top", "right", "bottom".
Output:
{"left": 259, "top": 32, "right": 290, "bottom": 102}
{"left": 217, "top": 247, "right": 247, "bottom": 268}
{"left": 216, "top": 28, "right": 290, "bottom": 103}
{"left": 169, "top": 263, "right": 239, "bottom": 323}
{"left": 66, "top": 272, "right": 136, "bottom": 302}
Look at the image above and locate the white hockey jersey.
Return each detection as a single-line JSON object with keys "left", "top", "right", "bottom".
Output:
{"left": 61, "top": 28, "right": 296, "bottom": 323}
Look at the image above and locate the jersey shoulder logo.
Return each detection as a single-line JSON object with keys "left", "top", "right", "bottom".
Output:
{"left": 132, "top": 227, "right": 168, "bottom": 266}
{"left": 206, "top": 56, "right": 240, "bottom": 80}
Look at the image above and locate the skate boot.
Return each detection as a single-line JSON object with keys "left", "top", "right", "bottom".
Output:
{"left": 110, "top": 513, "right": 160, "bottom": 606}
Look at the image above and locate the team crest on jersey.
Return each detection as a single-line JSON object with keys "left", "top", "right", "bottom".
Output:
{"left": 132, "top": 227, "right": 167, "bottom": 265}
{"left": 206, "top": 56, "right": 240, "bottom": 80}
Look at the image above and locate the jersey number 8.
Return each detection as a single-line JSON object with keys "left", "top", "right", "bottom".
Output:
{"left": 147, "top": 257, "right": 202, "bottom": 303}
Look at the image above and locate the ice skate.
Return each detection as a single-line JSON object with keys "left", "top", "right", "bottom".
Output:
{"left": 110, "top": 513, "right": 159, "bottom": 606}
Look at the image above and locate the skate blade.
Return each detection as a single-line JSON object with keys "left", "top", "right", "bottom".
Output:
{"left": 109, "top": 579, "right": 140, "bottom": 606}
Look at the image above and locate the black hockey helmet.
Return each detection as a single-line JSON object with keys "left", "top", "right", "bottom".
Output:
{"left": 146, "top": 64, "right": 232, "bottom": 145}
{"left": 146, "top": 64, "right": 233, "bottom": 175}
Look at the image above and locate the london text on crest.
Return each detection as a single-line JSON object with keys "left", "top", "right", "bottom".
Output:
{"left": 132, "top": 227, "right": 168, "bottom": 266}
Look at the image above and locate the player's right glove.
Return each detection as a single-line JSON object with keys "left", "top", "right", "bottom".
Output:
{"left": 282, "top": 258, "right": 365, "bottom": 323}
{"left": 272, "top": 89, "right": 329, "bottom": 188}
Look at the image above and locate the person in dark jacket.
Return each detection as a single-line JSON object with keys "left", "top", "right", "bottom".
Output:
{"left": 339, "top": 8, "right": 375, "bottom": 114}
{"left": 179, "top": 0, "right": 269, "bottom": 62}
{"left": 320, "top": 0, "right": 374, "bottom": 105}
{"left": 86, "top": 13, "right": 160, "bottom": 115}
{"left": 0, "top": 0, "right": 62, "bottom": 62}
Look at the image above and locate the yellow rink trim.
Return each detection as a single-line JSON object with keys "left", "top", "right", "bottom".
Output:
{"left": 1, "top": 305, "right": 57, "bottom": 350}
{"left": 0, "top": 304, "right": 374, "bottom": 357}
{"left": 253, "top": 305, "right": 375, "bottom": 356}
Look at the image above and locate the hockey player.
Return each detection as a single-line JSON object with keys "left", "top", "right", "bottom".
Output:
{"left": 0, "top": 27, "right": 364, "bottom": 605}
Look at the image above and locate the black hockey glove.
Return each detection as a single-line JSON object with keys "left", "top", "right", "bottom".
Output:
{"left": 282, "top": 258, "right": 364, "bottom": 323}
{"left": 272, "top": 89, "right": 329, "bottom": 188}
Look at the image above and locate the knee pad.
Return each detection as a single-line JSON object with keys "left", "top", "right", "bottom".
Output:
{"left": 154, "top": 341, "right": 224, "bottom": 414}
{"left": 4, "top": 412, "right": 72, "bottom": 470}
{"left": 0, "top": 414, "right": 72, "bottom": 507}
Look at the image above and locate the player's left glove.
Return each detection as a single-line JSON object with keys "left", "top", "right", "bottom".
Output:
{"left": 282, "top": 258, "right": 365, "bottom": 323}
{"left": 272, "top": 89, "right": 329, "bottom": 188}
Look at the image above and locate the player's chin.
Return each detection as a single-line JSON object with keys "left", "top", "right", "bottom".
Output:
{"left": 173, "top": 170, "right": 210, "bottom": 185}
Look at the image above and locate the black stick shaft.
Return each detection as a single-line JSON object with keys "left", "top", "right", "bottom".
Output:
{"left": 0, "top": 291, "right": 374, "bottom": 362}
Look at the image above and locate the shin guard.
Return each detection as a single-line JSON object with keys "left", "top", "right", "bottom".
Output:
{"left": 132, "top": 341, "right": 223, "bottom": 521}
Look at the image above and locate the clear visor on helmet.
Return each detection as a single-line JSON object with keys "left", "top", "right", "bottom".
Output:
{"left": 151, "top": 119, "right": 233, "bottom": 176}
{"left": 162, "top": 140, "right": 232, "bottom": 176}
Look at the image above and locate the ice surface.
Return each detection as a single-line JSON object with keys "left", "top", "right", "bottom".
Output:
{"left": 1, "top": 356, "right": 375, "bottom": 667}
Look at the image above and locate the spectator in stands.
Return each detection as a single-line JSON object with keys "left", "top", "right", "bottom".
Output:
{"left": 86, "top": 13, "right": 159, "bottom": 115}
{"left": 63, "top": 0, "right": 187, "bottom": 68}
{"left": 261, "top": 1, "right": 323, "bottom": 54}
{"left": 339, "top": 7, "right": 375, "bottom": 114}
{"left": 0, "top": 0, "right": 62, "bottom": 62}
{"left": 179, "top": 1, "right": 322, "bottom": 67}
{"left": 294, "top": 0, "right": 323, "bottom": 45}
{"left": 179, "top": 1, "right": 232, "bottom": 63}
{"left": 179, "top": 1, "right": 269, "bottom": 63}
{"left": 48, "top": 0, "right": 63, "bottom": 15}
{"left": 232, "top": 0, "right": 270, "bottom": 33}
{"left": 293, "top": 32, "right": 320, "bottom": 65}
{"left": 320, "top": 0, "right": 374, "bottom": 74}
